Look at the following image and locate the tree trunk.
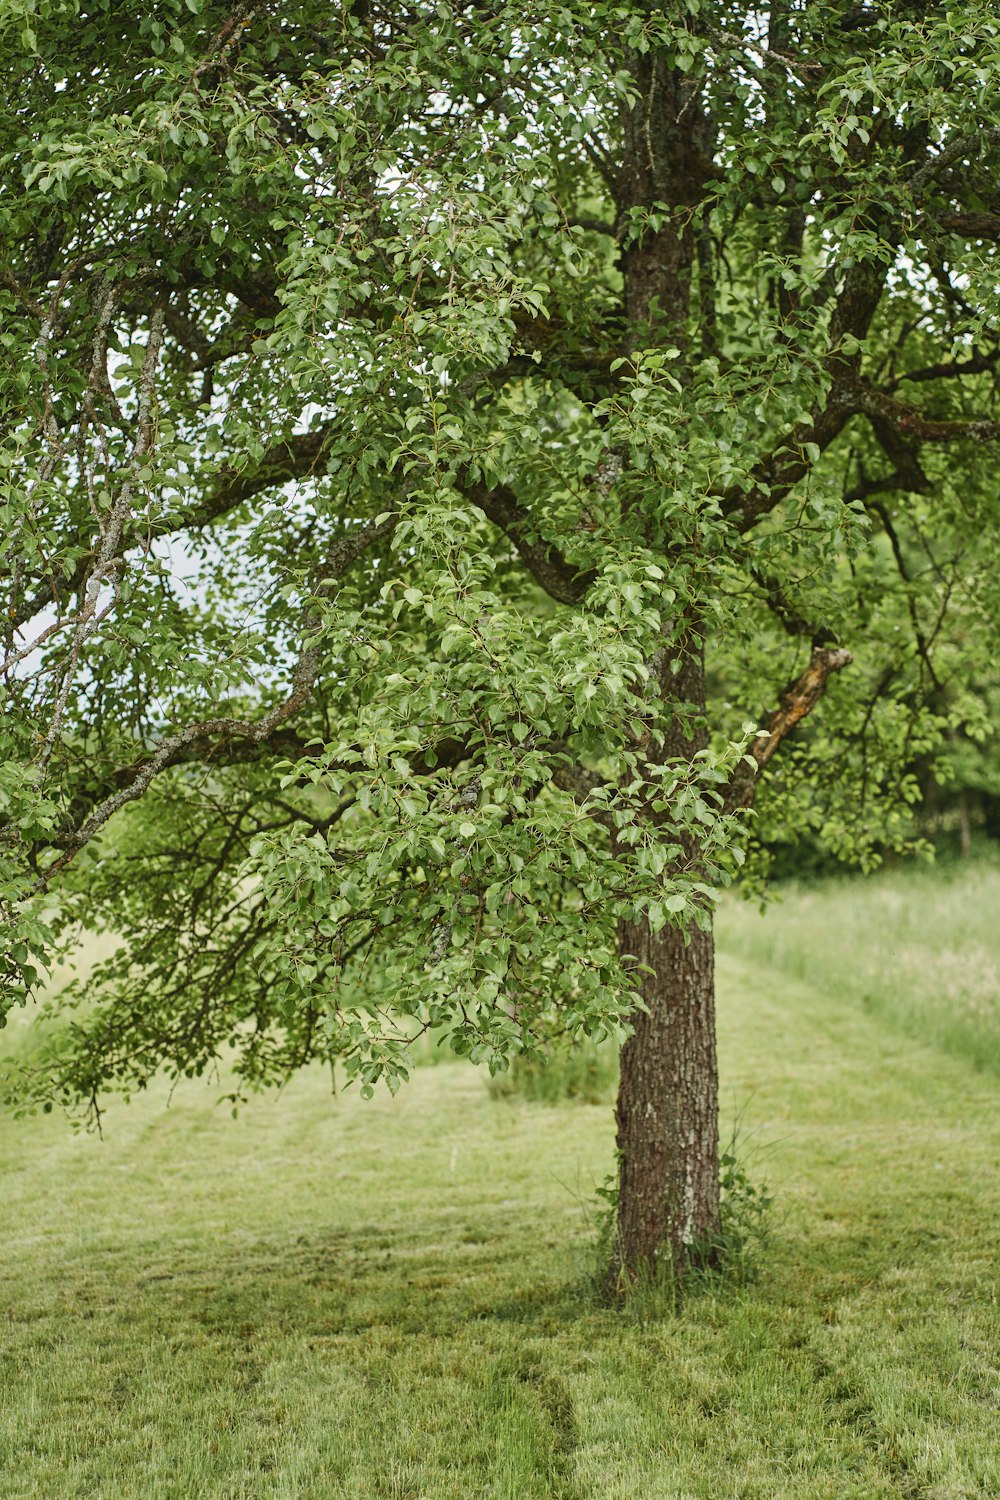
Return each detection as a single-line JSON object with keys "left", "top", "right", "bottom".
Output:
{"left": 958, "top": 791, "right": 971, "bottom": 858}
{"left": 613, "top": 912, "right": 720, "bottom": 1282}
{"left": 609, "top": 41, "right": 723, "bottom": 1289}
{"left": 611, "top": 638, "right": 722, "bottom": 1286}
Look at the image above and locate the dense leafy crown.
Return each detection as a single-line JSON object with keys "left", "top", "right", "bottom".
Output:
{"left": 2, "top": 0, "right": 999, "bottom": 1113}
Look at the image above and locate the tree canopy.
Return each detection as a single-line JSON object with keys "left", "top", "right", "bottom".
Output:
{"left": 3, "top": 0, "right": 1000, "bottom": 1271}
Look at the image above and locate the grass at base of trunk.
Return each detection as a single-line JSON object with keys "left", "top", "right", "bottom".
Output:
{"left": 1, "top": 884, "right": 999, "bottom": 1498}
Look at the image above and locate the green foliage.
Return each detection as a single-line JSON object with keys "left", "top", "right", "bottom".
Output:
{"left": 714, "top": 1127, "right": 774, "bottom": 1289}
{"left": 2, "top": 0, "right": 1000, "bottom": 1113}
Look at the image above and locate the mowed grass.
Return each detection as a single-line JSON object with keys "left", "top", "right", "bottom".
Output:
{"left": 1, "top": 867, "right": 998, "bottom": 1499}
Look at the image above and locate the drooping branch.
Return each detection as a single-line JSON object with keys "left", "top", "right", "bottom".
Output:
{"left": 751, "top": 568, "right": 839, "bottom": 645}
{"left": 33, "top": 510, "right": 396, "bottom": 885}
{"left": 724, "top": 646, "right": 853, "bottom": 813}
{"left": 867, "top": 501, "right": 942, "bottom": 692}
{"left": 42, "top": 646, "right": 321, "bottom": 877}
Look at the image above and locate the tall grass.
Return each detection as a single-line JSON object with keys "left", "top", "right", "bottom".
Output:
{"left": 719, "top": 852, "right": 1000, "bottom": 1075}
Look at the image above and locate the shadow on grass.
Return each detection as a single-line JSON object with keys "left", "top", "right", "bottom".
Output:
{"left": 96, "top": 1186, "right": 991, "bottom": 1353}
{"left": 116, "top": 1219, "right": 604, "bottom": 1345}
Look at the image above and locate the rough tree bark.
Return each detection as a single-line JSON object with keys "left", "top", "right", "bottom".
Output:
{"left": 612, "top": 639, "right": 722, "bottom": 1284}
{"left": 614, "top": 914, "right": 719, "bottom": 1278}
{"left": 611, "top": 634, "right": 854, "bottom": 1284}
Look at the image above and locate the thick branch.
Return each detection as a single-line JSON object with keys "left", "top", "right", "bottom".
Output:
{"left": 722, "top": 259, "right": 891, "bottom": 532}
{"left": 886, "top": 351, "right": 999, "bottom": 391}
{"left": 934, "top": 212, "right": 1000, "bottom": 240}
{"left": 185, "top": 425, "right": 336, "bottom": 529}
{"left": 907, "top": 127, "right": 1000, "bottom": 193}
{"left": 851, "top": 380, "right": 1000, "bottom": 445}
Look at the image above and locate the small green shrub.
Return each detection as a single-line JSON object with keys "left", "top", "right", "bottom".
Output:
{"left": 488, "top": 1041, "right": 619, "bottom": 1105}
{"left": 713, "top": 1132, "right": 774, "bottom": 1286}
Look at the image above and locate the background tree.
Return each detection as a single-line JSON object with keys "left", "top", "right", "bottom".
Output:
{"left": 2, "top": 0, "right": 1000, "bottom": 1284}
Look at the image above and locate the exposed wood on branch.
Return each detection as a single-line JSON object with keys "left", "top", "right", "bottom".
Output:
{"left": 724, "top": 646, "right": 853, "bottom": 813}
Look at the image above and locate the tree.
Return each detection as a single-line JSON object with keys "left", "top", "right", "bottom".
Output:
{"left": 2, "top": 0, "right": 1000, "bottom": 1285}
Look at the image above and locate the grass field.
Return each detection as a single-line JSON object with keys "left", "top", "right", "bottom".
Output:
{"left": 723, "top": 855, "right": 1000, "bottom": 1077}
{"left": 1, "top": 862, "right": 999, "bottom": 1499}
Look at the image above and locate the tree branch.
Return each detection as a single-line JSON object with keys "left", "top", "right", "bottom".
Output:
{"left": 751, "top": 568, "right": 839, "bottom": 645}
{"left": 722, "top": 258, "right": 892, "bottom": 532}
{"left": 850, "top": 379, "right": 1000, "bottom": 445}
{"left": 885, "top": 350, "right": 1000, "bottom": 391}
{"left": 719, "top": 399, "right": 853, "bottom": 532}
{"left": 185, "top": 425, "right": 336, "bottom": 529}
{"left": 906, "top": 127, "right": 1000, "bottom": 193}
{"left": 867, "top": 501, "right": 942, "bottom": 691}
{"left": 724, "top": 646, "right": 853, "bottom": 813}
{"left": 460, "top": 476, "right": 595, "bottom": 603}
{"left": 32, "top": 511, "right": 395, "bottom": 885}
